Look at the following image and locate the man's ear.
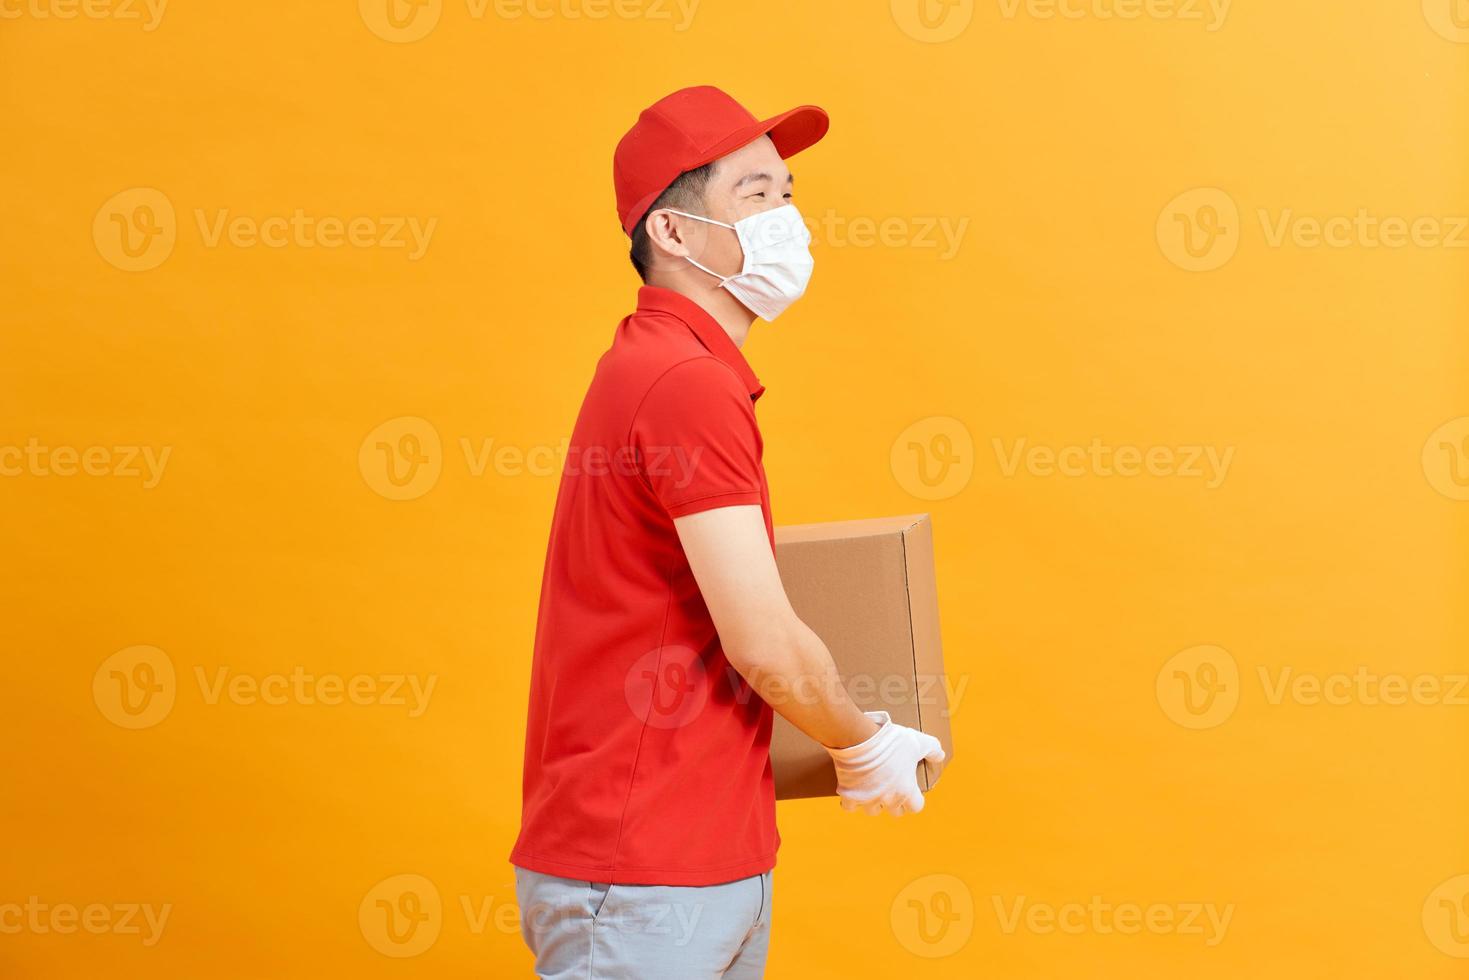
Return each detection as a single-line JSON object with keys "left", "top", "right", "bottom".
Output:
{"left": 645, "top": 208, "right": 721, "bottom": 277}
{"left": 644, "top": 209, "right": 690, "bottom": 263}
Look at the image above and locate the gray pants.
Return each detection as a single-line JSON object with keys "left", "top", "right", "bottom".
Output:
{"left": 514, "top": 867, "right": 773, "bottom": 979}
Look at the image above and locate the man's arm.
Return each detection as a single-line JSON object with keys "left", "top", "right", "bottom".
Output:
{"left": 675, "top": 505, "right": 946, "bottom": 815}
{"left": 678, "top": 505, "right": 881, "bottom": 752}
{"left": 674, "top": 504, "right": 880, "bottom": 750}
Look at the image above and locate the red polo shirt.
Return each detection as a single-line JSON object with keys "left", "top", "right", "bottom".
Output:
{"left": 511, "top": 286, "right": 778, "bottom": 887}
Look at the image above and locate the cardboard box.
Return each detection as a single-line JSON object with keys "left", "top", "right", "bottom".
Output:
{"left": 769, "top": 514, "right": 953, "bottom": 800}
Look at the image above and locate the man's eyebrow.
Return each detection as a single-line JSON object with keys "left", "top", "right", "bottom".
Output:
{"left": 733, "top": 171, "right": 795, "bottom": 190}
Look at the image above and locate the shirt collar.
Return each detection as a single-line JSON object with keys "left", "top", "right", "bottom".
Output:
{"left": 635, "top": 286, "right": 766, "bottom": 402}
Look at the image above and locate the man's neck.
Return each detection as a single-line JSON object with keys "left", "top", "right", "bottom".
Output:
{"left": 649, "top": 274, "right": 757, "bottom": 349}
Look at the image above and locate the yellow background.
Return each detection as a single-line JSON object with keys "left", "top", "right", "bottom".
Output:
{"left": 3, "top": 1, "right": 1468, "bottom": 976}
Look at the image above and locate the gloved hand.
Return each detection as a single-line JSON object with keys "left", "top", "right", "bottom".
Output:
{"left": 826, "top": 711, "right": 945, "bottom": 816}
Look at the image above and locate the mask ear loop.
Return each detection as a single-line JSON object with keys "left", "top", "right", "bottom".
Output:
{"left": 684, "top": 255, "right": 733, "bottom": 286}
{"left": 660, "top": 208, "right": 740, "bottom": 286}
{"left": 661, "top": 208, "right": 736, "bottom": 230}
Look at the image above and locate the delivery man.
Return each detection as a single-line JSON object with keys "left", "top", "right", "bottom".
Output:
{"left": 511, "top": 85, "right": 946, "bottom": 979}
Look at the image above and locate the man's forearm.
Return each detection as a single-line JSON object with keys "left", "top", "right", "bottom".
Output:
{"left": 726, "top": 618, "right": 880, "bottom": 750}
{"left": 670, "top": 505, "right": 882, "bottom": 750}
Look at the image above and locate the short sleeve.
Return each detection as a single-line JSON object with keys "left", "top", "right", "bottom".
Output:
{"left": 630, "top": 357, "right": 765, "bottom": 518}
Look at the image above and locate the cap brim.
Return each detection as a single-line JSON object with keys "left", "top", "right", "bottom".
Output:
{"left": 690, "top": 104, "right": 829, "bottom": 169}
{"left": 622, "top": 104, "right": 830, "bottom": 235}
{"left": 760, "top": 104, "right": 830, "bottom": 160}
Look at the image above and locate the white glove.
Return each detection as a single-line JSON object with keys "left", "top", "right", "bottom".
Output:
{"left": 826, "top": 711, "right": 945, "bottom": 816}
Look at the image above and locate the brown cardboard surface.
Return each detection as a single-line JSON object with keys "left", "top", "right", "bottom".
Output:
{"left": 769, "top": 514, "right": 953, "bottom": 800}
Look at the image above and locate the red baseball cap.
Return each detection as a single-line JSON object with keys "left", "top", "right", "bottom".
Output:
{"left": 613, "top": 85, "right": 829, "bottom": 237}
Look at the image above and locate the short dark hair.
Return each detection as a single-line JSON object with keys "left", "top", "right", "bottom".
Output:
{"left": 629, "top": 162, "right": 716, "bottom": 283}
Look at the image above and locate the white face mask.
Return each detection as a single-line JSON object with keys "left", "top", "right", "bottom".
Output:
{"left": 664, "top": 204, "right": 815, "bottom": 322}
